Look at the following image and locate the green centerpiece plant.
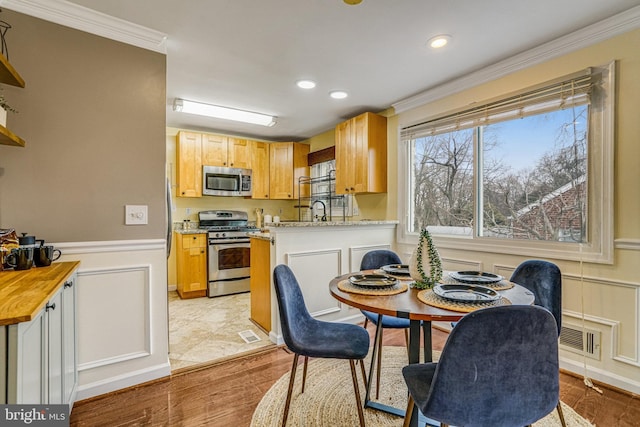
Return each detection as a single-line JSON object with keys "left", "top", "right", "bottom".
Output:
{"left": 409, "top": 228, "right": 443, "bottom": 289}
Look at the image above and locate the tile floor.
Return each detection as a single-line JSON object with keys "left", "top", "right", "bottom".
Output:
{"left": 168, "top": 291, "right": 273, "bottom": 370}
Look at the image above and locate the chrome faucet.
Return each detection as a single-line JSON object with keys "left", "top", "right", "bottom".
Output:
{"left": 310, "top": 200, "right": 327, "bottom": 222}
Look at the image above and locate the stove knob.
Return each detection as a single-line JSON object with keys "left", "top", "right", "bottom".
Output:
{"left": 222, "top": 232, "right": 227, "bottom": 238}
{"left": 215, "top": 233, "right": 220, "bottom": 238}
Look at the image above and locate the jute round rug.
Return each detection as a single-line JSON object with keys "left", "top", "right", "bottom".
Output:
{"left": 251, "top": 346, "right": 594, "bottom": 427}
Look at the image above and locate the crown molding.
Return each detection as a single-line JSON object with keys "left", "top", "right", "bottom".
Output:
{"left": 393, "top": 5, "right": 640, "bottom": 114}
{"left": 0, "top": 0, "right": 167, "bottom": 54}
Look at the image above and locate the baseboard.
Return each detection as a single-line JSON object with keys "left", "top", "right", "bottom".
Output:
{"left": 560, "top": 358, "right": 640, "bottom": 395}
{"left": 75, "top": 362, "right": 172, "bottom": 402}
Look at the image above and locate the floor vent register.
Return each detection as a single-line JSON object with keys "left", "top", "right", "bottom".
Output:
{"left": 238, "top": 329, "right": 261, "bottom": 344}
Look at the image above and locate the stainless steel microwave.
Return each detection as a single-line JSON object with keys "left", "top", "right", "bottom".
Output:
{"left": 203, "top": 166, "right": 253, "bottom": 197}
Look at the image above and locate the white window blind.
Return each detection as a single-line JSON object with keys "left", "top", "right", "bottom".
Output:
{"left": 401, "top": 69, "right": 594, "bottom": 139}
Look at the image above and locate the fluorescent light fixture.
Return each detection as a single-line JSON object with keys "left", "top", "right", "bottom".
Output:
{"left": 173, "top": 98, "right": 276, "bottom": 127}
{"left": 428, "top": 34, "right": 451, "bottom": 49}
{"left": 329, "top": 90, "right": 348, "bottom": 99}
{"left": 296, "top": 80, "right": 316, "bottom": 89}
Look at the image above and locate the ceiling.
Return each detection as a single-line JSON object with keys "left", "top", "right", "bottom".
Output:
{"left": 61, "top": 0, "right": 638, "bottom": 141}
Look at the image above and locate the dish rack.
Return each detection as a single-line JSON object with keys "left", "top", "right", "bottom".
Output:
{"left": 297, "top": 170, "right": 346, "bottom": 222}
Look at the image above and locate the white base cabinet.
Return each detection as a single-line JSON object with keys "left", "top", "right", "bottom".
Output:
{"left": 4, "top": 272, "right": 78, "bottom": 407}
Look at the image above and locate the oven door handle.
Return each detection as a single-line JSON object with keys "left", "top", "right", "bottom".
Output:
{"left": 209, "top": 239, "right": 250, "bottom": 246}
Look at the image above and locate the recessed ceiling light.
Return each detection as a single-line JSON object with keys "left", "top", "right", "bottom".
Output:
{"left": 428, "top": 34, "right": 451, "bottom": 49}
{"left": 296, "top": 80, "right": 316, "bottom": 89}
{"left": 329, "top": 90, "right": 348, "bottom": 99}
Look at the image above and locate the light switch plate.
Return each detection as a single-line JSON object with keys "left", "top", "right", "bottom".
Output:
{"left": 125, "top": 205, "right": 148, "bottom": 225}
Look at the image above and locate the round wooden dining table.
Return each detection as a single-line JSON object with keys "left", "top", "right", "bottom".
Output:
{"left": 329, "top": 271, "right": 535, "bottom": 426}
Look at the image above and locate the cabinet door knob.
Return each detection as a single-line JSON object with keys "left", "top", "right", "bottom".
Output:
{"left": 46, "top": 302, "right": 56, "bottom": 311}
{"left": 64, "top": 281, "right": 73, "bottom": 288}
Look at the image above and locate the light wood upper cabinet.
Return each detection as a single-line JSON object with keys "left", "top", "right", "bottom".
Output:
{"left": 251, "top": 141, "right": 270, "bottom": 199}
{"left": 269, "top": 142, "right": 309, "bottom": 200}
{"left": 228, "top": 138, "right": 252, "bottom": 169}
{"left": 176, "top": 131, "right": 203, "bottom": 197}
{"left": 202, "top": 134, "right": 252, "bottom": 168}
{"left": 201, "top": 133, "right": 228, "bottom": 166}
{"left": 335, "top": 112, "right": 387, "bottom": 195}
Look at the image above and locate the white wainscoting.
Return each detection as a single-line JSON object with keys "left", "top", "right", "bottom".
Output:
{"left": 398, "top": 248, "right": 640, "bottom": 395}
{"left": 268, "top": 223, "right": 397, "bottom": 344}
{"left": 55, "top": 239, "right": 170, "bottom": 401}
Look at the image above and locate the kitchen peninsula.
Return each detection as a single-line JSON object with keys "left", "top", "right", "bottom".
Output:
{"left": 249, "top": 221, "right": 397, "bottom": 343}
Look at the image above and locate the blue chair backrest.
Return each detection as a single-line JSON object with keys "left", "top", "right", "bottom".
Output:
{"left": 360, "top": 250, "right": 402, "bottom": 270}
{"left": 510, "top": 259, "right": 562, "bottom": 334}
{"left": 273, "top": 264, "right": 314, "bottom": 353}
{"left": 424, "top": 305, "right": 559, "bottom": 427}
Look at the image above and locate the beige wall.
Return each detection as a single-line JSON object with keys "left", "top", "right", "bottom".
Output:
{"left": 392, "top": 29, "right": 640, "bottom": 392}
{"left": 0, "top": 11, "right": 166, "bottom": 243}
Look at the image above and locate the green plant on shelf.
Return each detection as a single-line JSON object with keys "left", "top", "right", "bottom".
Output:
{"left": 0, "top": 87, "right": 17, "bottom": 113}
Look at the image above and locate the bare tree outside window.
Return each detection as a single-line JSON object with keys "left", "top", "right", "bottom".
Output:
{"left": 410, "top": 106, "right": 588, "bottom": 243}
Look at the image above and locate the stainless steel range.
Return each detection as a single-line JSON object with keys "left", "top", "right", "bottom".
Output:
{"left": 198, "top": 210, "right": 259, "bottom": 298}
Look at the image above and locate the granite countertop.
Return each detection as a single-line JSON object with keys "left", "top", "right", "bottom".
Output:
{"left": 264, "top": 220, "right": 398, "bottom": 228}
{"left": 175, "top": 220, "right": 398, "bottom": 234}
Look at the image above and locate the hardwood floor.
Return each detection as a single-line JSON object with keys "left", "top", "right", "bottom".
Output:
{"left": 70, "top": 327, "right": 640, "bottom": 427}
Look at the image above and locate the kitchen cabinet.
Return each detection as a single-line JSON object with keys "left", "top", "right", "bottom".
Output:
{"left": 176, "top": 131, "right": 203, "bottom": 197}
{"left": 202, "top": 133, "right": 252, "bottom": 169}
{"left": 251, "top": 141, "right": 270, "bottom": 199}
{"left": 335, "top": 112, "right": 387, "bottom": 194}
{"left": 269, "top": 142, "right": 310, "bottom": 200}
{"left": 1, "top": 264, "right": 79, "bottom": 406}
{"left": 250, "top": 237, "right": 271, "bottom": 331}
{"left": 0, "top": 53, "right": 27, "bottom": 147}
{"left": 176, "top": 233, "right": 208, "bottom": 298}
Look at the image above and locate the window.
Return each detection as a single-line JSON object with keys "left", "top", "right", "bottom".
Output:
{"left": 399, "top": 63, "right": 614, "bottom": 263}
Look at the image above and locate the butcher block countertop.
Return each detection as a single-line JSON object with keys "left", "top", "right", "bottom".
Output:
{"left": 0, "top": 261, "right": 80, "bottom": 326}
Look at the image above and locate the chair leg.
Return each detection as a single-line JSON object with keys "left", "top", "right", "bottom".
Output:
{"left": 376, "top": 328, "right": 383, "bottom": 399}
{"left": 404, "top": 328, "right": 410, "bottom": 359}
{"left": 349, "top": 359, "right": 366, "bottom": 427}
{"left": 402, "top": 395, "right": 414, "bottom": 427}
{"left": 301, "top": 356, "right": 309, "bottom": 393}
{"left": 556, "top": 401, "right": 567, "bottom": 427}
{"left": 363, "top": 318, "right": 368, "bottom": 329}
{"left": 359, "top": 359, "right": 367, "bottom": 391}
{"left": 282, "top": 353, "right": 300, "bottom": 427}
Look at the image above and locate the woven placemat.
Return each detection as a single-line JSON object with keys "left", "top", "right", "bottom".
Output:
{"left": 417, "top": 289, "right": 511, "bottom": 313}
{"left": 337, "top": 279, "right": 409, "bottom": 296}
{"left": 372, "top": 269, "right": 414, "bottom": 281}
{"left": 441, "top": 274, "right": 515, "bottom": 291}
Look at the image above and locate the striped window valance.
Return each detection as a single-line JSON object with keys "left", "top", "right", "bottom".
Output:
{"left": 401, "top": 69, "right": 595, "bottom": 140}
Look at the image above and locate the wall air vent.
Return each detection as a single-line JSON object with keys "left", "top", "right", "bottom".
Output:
{"left": 559, "top": 323, "right": 601, "bottom": 360}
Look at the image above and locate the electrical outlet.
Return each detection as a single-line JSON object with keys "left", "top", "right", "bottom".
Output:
{"left": 125, "top": 205, "right": 148, "bottom": 225}
{"left": 186, "top": 207, "right": 192, "bottom": 215}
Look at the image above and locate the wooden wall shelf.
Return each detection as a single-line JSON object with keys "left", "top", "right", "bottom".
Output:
{"left": 0, "top": 53, "right": 25, "bottom": 88}
{"left": 0, "top": 125, "right": 26, "bottom": 147}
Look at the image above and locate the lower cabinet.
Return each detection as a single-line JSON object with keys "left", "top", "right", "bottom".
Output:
{"left": 250, "top": 237, "right": 271, "bottom": 331}
{"left": 176, "top": 233, "right": 208, "bottom": 299}
{"left": 4, "top": 273, "right": 78, "bottom": 407}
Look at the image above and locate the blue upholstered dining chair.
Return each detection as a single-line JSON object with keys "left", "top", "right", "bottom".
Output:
{"left": 273, "top": 264, "right": 370, "bottom": 427}
{"left": 510, "top": 259, "right": 566, "bottom": 426}
{"left": 359, "top": 249, "right": 412, "bottom": 399}
{"left": 402, "top": 305, "right": 560, "bottom": 427}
